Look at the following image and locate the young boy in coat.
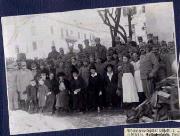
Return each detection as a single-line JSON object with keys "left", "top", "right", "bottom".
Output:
{"left": 46, "top": 72, "right": 58, "bottom": 113}
{"left": 26, "top": 79, "right": 38, "bottom": 113}
{"left": 37, "top": 78, "right": 49, "bottom": 113}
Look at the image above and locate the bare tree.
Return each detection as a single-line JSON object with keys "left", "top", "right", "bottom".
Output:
{"left": 98, "top": 8, "right": 127, "bottom": 46}
{"left": 125, "top": 7, "right": 137, "bottom": 39}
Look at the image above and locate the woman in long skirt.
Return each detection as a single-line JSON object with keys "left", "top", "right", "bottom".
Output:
{"left": 121, "top": 54, "right": 139, "bottom": 108}
{"left": 56, "top": 72, "right": 70, "bottom": 112}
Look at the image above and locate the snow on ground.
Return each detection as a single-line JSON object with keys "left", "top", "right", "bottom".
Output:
{"left": 9, "top": 110, "right": 127, "bottom": 135}
{"left": 9, "top": 110, "right": 75, "bottom": 135}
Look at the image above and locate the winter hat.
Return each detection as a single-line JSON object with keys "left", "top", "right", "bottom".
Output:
{"left": 57, "top": 72, "right": 66, "bottom": 77}
{"left": 89, "top": 64, "right": 96, "bottom": 70}
{"left": 71, "top": 68, "right": 79, "bottom": 74}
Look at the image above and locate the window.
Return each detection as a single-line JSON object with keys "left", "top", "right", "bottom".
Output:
{"left": 89, "top": 34, "right": 91, "bottom": 41}
{"left": 84, "top": 33, "right": 86, "bottom": 40}
{"left": 142, "top": 6, "right": 145, "bottom": 13}
{"left": 15, "top": 46, "right": 20, "bottom": 54}
{"left": 78, "top": 32, "right": 80, "bottom": 39}
{"left": 123, "top": 7, "right": 137, "bottom": 16}
{"left": 132, "top": 7, "right": 137, "bottom": 15}
{"left": 50, "top": 26, "right": 54, "bottom": 34}
{"left": 66, "top": 29, "right": 69, "bottom": 36}
{"left": 32, "top": 41, "right": 37, "bottom": 51}
{"left": 70, "top": 30, "right": 73, "bottom": 35}
{"left": 60, "top": 28, "right": 64, "bottom": 39}
{"left": 26, "top": 46, "right": 29, "bottom": 53}
{"left": 123, "top": 8, "right": 127, "bottom": 16}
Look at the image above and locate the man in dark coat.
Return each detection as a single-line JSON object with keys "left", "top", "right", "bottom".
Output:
{"left": 103, "top": 52, "right": 114, "bottom": 69}
{"left": 77, "top": 44, "right": 88, "bottom": 67}
{"left": 84, "top": 39, "right": 95, "bottom": 58}
{"left": 64, "top": 46, "right": 77, "bottom": 78}
{"left": 48, "top": 46, "right": 60, "bottom": 62}
{"left": 113, "top": 36, "right": 129, "bottom": 55}
{"left": 140, "top": 45, "right": 159, "bottom": 98}
{"left": 94, "top": 37, "right": 107, "bottom": 63}
{"left": 95, "top": 57, "right": 105, "bottom": 77}
{"left": 58, "top": 48, "right": 65, "bottom": 60}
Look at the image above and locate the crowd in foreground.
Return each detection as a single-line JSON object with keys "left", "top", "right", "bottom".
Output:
{"left": 7, "top": 34, "right": 176, "bottom": 115}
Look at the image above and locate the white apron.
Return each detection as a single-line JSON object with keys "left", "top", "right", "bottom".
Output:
{"left": 134, "top": 70, "right": 143, "bottom": 92}
{"left": 122, "top": 73, "right": 139, "bottom": 103}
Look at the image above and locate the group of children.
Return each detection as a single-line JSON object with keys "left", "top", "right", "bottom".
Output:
{"left": 7, "top": 36, "right": 176, "bottom": 115}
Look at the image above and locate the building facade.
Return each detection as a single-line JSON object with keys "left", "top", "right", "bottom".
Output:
{"left": 121, "top": 5, "right": 147, "bottom": 43}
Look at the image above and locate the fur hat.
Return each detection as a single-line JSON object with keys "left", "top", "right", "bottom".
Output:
{"left": 89, "top": 64, "right": 96, "bottom": 70}
{"left": 57, "top": 72, "right": 66, "bottom": 77}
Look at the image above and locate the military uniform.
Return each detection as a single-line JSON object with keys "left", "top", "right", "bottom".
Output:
{"left": 94, "top": 44, "right": 107, "bottom": 62}
{"left": 140, "top": 52, "right": 159, "bottom": 98}
{"left": 84, "top": 46, "right": 96, "bottom": 58}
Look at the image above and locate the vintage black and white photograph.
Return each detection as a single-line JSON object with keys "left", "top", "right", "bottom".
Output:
{"left": 1, "top": 2, "right": 180, "bottom": 135}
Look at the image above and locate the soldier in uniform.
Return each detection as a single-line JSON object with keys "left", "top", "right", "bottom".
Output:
{"left": 64, "top": 45, "right": 76, "bottom": 79}
{"left": 103, "top": 52, "right": 114, "bottom": 69}
{"left": 95, "top": 57, "right": 105, "bottom": 77}
{"left": 84, "top": 39, "right": 95, "bottom": 58}
{"left": 114, "top": 36, "right": 129, "bottom": 55}
{"left": 7, "top": 62, "right": 19, "bottom": 111}
{"left": 47, "top": 46, "right": 60, "bottom": 64}
{"left": 94, "top": 37, "right": 107, "bottom": 63}
{"left": 77, "top": 44, "right": 88, "bottom": 67}
{"left": 58, "top": 47, "right": 65, "bottom": 60}
{"left": 139, "top": 45, "right": 159, "bottom": 98}
{"left": 17, "top": 61, "right": 34, "bottom": 111}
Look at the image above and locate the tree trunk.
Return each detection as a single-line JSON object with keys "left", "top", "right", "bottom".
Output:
{"left": 113, "top": 8, "right": 121, "bottom": 47}
{"left": 128, "top": 14, "right": 132, "bottom": 39}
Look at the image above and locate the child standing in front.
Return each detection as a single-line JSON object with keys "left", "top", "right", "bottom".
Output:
{"left": 87, "top": 65, "right": 102, "bottom": 112}
{"left": 121, "top": 54, "right": 139, "bottom": 109}
{"left": 37, "top": 78, "right": 49, "bottom": 113}
{"left": 70, "top": 69, "right": 86, "bottom": 112}
{"left": 26, "top": 79, "right": 38, "bottom": 113}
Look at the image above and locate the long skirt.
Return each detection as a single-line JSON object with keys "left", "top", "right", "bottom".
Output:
{"left": 56, "top": 91, "right": 69, "bottom": 109}
{"left": 45, "top": 93, "right": 55, "bottom": 112}
{"left": 134, "top": 70, "right": 143, "bottom": 92}
{"left": 122, "top": 73, "right": 139, "bottom": 103}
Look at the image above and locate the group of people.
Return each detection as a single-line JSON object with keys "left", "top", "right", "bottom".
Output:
{"left": 7, "top": 34, "right": 176, "bottom": 115}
